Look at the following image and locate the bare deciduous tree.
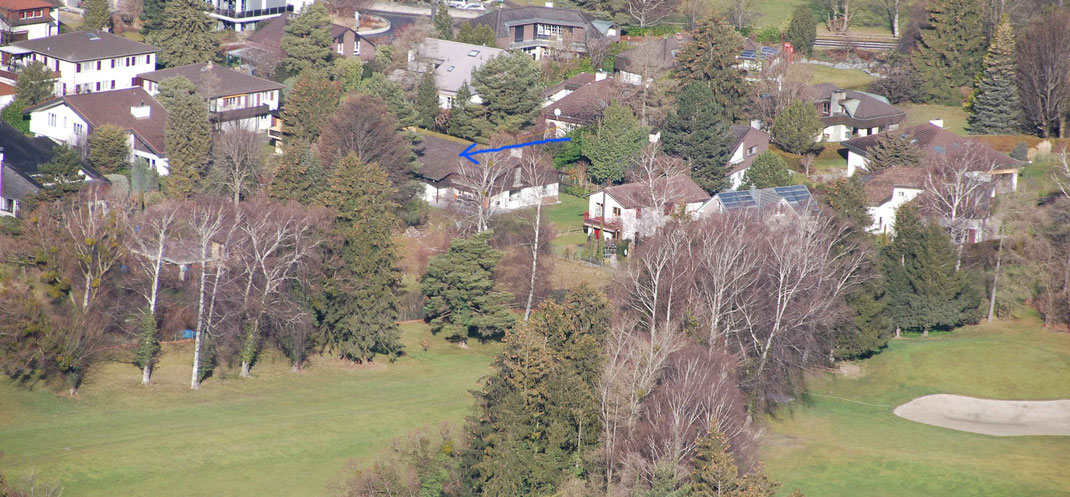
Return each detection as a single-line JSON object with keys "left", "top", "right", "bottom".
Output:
{"left": 64, "top": 184, "right": 126, "bottom": 312}
{"left": 752, "top": 57, "right": 813, "bottom": 129}
{"left": 627, "top": 0, "right": 680, "bottom": 27}
{"left": 184, "top": 199, "right": 234, "bottom": 390}
{"left": 126, "top": 202, "right": 180, "bottom": 385}
{"left": 823, "top": 0, "right": 853, "bottom": 33}
{"left": 923, "top": 143, "right": 997, "bottom": 269}
{"left": 1053, "top": 145, "right": 1070, "bottom": 199}
{"left": 869, "top": 0, "right": 902, "bottom": 38}
{"left": 454, "top": 148, "right": 513, "bottom": 233}
{"left": 1017, "top": 10, "right": 1070, "bottom": 138}
{"left": 519, "top": 152, "right": 552, "bottom": 320}
{"left": 116, "top": 0, "right": 143, "bottom": 24}
{"left": 725, "top": 0, "right": 758, "bottom": 30}
{"left": 211, "top": 129, "right": 265, "bottom": 206}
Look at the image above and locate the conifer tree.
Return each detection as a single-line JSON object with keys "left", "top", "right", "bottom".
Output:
{"left": 433, "top": 0, "right": 454, "bottom": 40}
{"left": 662, "top": 83, "right": 732, "bottom": 193}
{"left": 582, "top": 102, "right": 647, "bottom": 184}
{"left": 910, "top": 0, "right": 985, "bottom": 105}
{"left": 691, "top": 428, "right": 782, "bottom": 497}
{"left": 771, "top": 98, "right": 822, "bottom": 155}
{"left": 82, "top": 0, "right": 111, "bottom": 32}
{"left": 155, "top": 76, "right": 198, "bottom": 111}
{"left": 785, "top": 6, "right": 817, "bottom": 57}
{"left": 319, "top": 156, "right": 403, "bottom": 361}
{"left": 416, "top": 71, "right": 441, "bottom": 129}
{"left": 359, "top": 73, "right": 420, "bottom": 128}
{"left": 823, "top": 175, "right": 871, "bottom": 230}
{"left": 148, "top": 0, "right": 217, "bottom": 68}
{"left": 87, "top": 124, "right": 130, "bottom": 174}
{"left": 456, "top": 22, "right": 497, "bottom": 47}
{"left": 281, "top": 2, "right": 334, "bottom": 75}
{"left": 673, "top": 15, "right": 749, "bottom": 121}
{"left": 836, "top": 278, "right": 893, "bottom": 358}
{"left": 967, "top": 15, "right": 1021, "bottom": 135}
{"left": 448, "top": 82, "right": 480, "bottom": 140}
{"left": 163, "top": 92, "right": 210, "bottom": 198}
{"left": 139, "top": 0, "right": 166, "bottom": 33}
{"left": 472, "top": 51, "right": 542, "bottom": 131}
{"left": 269, "top": 144, "right": 326, "bottom": 204}
{"left": 282, "top": 74, "right": 341, "bottom": 146}
{"left": 14, "top": 61, "right": 56, "bottom": 106}
{"left": 881, "top": 203, "right": 980, "bottom": 335}
{"left": 421, "top": 231, "right": 515, "bottom": 343}
{"left": 742, "top": 151, "right": 791, "bottom": 188}
{"left": 867, "top": 130, "right": 924, "bottom": 171}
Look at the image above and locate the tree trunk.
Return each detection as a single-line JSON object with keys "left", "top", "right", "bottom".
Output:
{"left": 895, "top": 326, "right": 901, "bottom": 338}
{"left": 987, "top": 232, "right": 1003, "bottom": 323}
{"left": 891, "top": 0, "right": 900, "bottom": 38}
{"left": 142, "top": 365, "right": 152, "bottom": 386}
{"left": 240, "top": 360, "right": 251, "bottom": 378}
{"left": 922, "top": 328, "right": 929, "bottom": 337}
{"left": 191, "top": 328, "right": 202, "bottom": 390}
{"left": 524, "top": 199, "right": 543, "bottom": 321}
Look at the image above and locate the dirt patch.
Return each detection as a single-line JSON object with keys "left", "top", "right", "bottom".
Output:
{"left": 837, "top": 363, "right": 863, "bottom": 378}
{"left": 894, "top": 394, "right": 1070, "bottom": 436}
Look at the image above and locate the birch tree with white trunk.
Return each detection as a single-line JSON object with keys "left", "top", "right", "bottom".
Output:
{"left": 923, "top": 143, "right": 997, "bottom": 270}
{"left": 126, "top": 202, "right": 179, "bottom": 385}
{"left": 184, "top": 199, "right": 232, "bottom": 390}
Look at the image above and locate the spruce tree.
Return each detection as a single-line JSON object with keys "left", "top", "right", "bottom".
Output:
{"left": 82, "top": 0, "right": 111, "bottom": 32}
{"left": 881, "top": 203, "right": 980, "bottom": 335}
{"left": 823, "top": 175, "right": 871, "bottom": 230}
{"left": 967, "top": 15, "right": 1021, "bottom": 135}
{"left": 421, "top": 231, "right": 515, "bottom": 342}
{"left": 867, "top": 130, "right": 924, "bottom": 171}
{"left": 319, "top": 155, "right": 403, "bottom": 362}
{"left": 416, "top": 71, "right": 441, "bottom": 129}
{"left": 433, "top": 0, "right": 454, "bottom": 40}
{"left": 87, "top": 124, "right": 130, "bottom": 174}
{"left": 662, "top": 83, "right": 732, "bottom": 193}
{"left": 448, "top": 82, "right": 480, "bottom": 140}
{"left": 148, "top": 0, "right": 217, "bottom": 68}
{"left": 282, "top": 74, "right": 341, "bottom": 146}
{"left": 771, "top": 99, "right": 822, "bottom": 155}
{"left": 14, "top": 61, "right": 56, "bottom": 106}
{"left": 836, "top": 278, "right": 893, "bottom": 358}
{"left": 742, "top": 151, "right": 791, "bottom": 188}
{"left": 472, "top": 51, "right": 542, "bottom": 131}
{"left": 269, "top": 144, "right": 326, "bottom": 204}
{"left": 163, "top": 92, "right": 210, "bottom": 198}
{"left": 910, "top": 0, "right": 985, "bottom": 105}
{"left": 359, "top": 73, "right": 420, "bottom": 128}
{"left": 155, "top": 76, "right": 198, "bottom": 111}
{"left": 281, "top": 2, "right": 334, "bottom": 75}
{"left": 581, "top": 102, "right": 647, "bottom": 184}
{"left": 785, "top": 6, "right": 817, "bottom": 57}
{"left": 673, "top": 15, "right": 749, "bottom": 121}
{"left": 139, "top": 0, "right": 166, "bottom": 33}
{"left": 691, "top": 428, "right": 781, "bottom": 497}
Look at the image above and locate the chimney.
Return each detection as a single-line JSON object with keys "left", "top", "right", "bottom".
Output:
{"left": 829, "top": 90, "right": 846, "bottom": 114}
{"left": 750, "top": 119, "right": 761, "bottom": 130}
{"left": 355, "top": 10, "right": 361, "bottom": 29}
{"left": 929, "top": 118, "right": 943, "bottom": 128}
{"left": 544, "top": 1, "right": 553, "bottom": 7}
{"left": 595, "top": 71, "right": 607, "bottom": 82}
{"left": 130, "top": 101, "right": 151, "bottom": 119}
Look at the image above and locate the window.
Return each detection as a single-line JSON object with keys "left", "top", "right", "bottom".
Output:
{"left": 536, "top": 24, "right": 562, "bottom": 39}
{"left": 111, "top": 80, "right": 115, "bottom": 89}
{"left": 111, "top": 59, "right": 116, "bottom": 68}
{"left": 467, "top": 50, "right": 480, "bottom": 57}
{"left": 612, "top": 206, "right": 621, "bottom": 217}
{"left": 96, "top": 61, "right": 102, "bottom": 70}
{"left": 95, "top": 82, "right": 101, "bottom": 91}
{"left": 1, "top": 198, "right": 14, "bottom": 213}
{"left": 145, "top": 55, "right": 150, "bottom": 64}
{"left": 73, "top": 123, "right": 84, "bottom": 135}
{"left": 76, "top": 63, "right": 81, "bottom": 73}
{"left": 747, "top": 146, "right": 757, "bottom": 156}
{"left": 48, "top": 113, "right": 56, "bottom": 126}
{"left": 223, "top": 96, "right": 241, "bottom": 107}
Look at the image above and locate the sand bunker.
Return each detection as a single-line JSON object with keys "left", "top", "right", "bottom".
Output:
{"left": 893, "top": 394, "right": 1070, "bottom": 436}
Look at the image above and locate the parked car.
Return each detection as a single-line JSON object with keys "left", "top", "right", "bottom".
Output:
{"left": 461, "top": 2, "right": 486, "bottom": 9}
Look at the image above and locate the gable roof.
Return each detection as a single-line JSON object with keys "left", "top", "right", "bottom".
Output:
{"left": 598, "top": 174, "right": 709, "bottom": 210}
{"left": 469, "top": 6, "right": 611, "bottom": 39}
{"left": 726, "top": 125, "right": 770, "bottom": 175}
{"left": 6, "top": 31, "right": 157, "bottom": 62}
{"left": 0, "top": 0, "right": 54, "bottom": 10}
{"left": 412, "top": 38, "right": 505, "bottom": 95}
{"left": 245, "top": 14, "right": 354, "bottom": 52}
{"left": 27, "top": 88, "right": 168, "bottom": 156}
{"left": 0, "top": 119, "right": 55, "bottom": 176}
{"left": 809, "top": 83, "right": 906, "bottom": 128}
{"left": 861, "top": 166, "right": 926, "bottom": 206}
{"left": 614, "top": 33, "right": 690, "bottom": 74}
{"left": 844, "top": 123, "right": 1022, "bottom": 168}
{"left": 1, "top": 160, "right": 41, "bottom": 202}
{"left": 541, "top": 75, "right": 620, "bottom": 126}
{"left": 137, "top": 62, "right": 284, "bottom": 99}
{"left": 704, "top": 184, "right": 815, "bottom": 213}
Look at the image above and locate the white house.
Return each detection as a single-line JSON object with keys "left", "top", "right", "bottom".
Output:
{"left": 843, "top": 121, "right": 1024, "bottom": 177}
{"left": 404, "top": 38, "right": 505, "bottom": 109}
{"left": 861, "top": 166, "right": 926, "bottom": 235}
{"left": 27, "top": 88, "right": 170, "bottom": 175}
{"left": 584, "top": 174, "right": 709, "bottom": 241}
{"left": 137, "top": 61, "right": 283, "bottom": 134}
{"left": 0, "top": 31, "right": 157, "bottom": 97}
{"left": 0, "top": 0, "right": 59, "bottom": 43}
{"left": 808, "top": 83, "right": 906, "bottom": 143}
{"left": 726, "top": 124, "right": 771, "bottom": 190}
{"left": 414, "top": 133, "right": 560, "bottom": 211}
{"left": 0, "top": 147, "right": 43, "bottom": 217}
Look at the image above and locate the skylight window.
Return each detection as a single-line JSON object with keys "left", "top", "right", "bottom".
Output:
{"left": 447, "top": 65, "right": 455, "bottom": 71}
{"left": 467, "top": 50, "right": 480, "bottom": 57}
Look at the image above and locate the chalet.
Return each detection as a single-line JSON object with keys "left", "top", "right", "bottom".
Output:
{"left": 403, "top": 38, "right": 505, "bottom": 109}
{"left": 614, "top": 33, "right": 689, "bottom": 85}
{"left": 698, "top": 184, "right": 815, "bottom": 217}
{"left": 137, "top": 62, "right": 283, "bottom": 134}
{"left": 725, "top": 125, "right": 771, "bottom": 190}
{"left": 468, "top": 5, "right": 618, "bottom": 60}
{"left": 0, "top": 0, "right": 58, "bottom": 44}
{"left": 0, "top": 31, "right": 157, "bottom": 96}
{"left": 540, "top": 72, "right": 621, "bottom": 137}
{"left": 843, "top": 121, "right": 1023, "bottom": 178}
{"left": 584, "top": 174, "right": 708, "bottom": 241}
{"left": 861, "top": 166, "right": 926, "bottom": 236}
{"left": 26, "top": 87, "right": 169, "bottom": 174}
{"left": 414, "top": 132, "right": 560, "bottom": 211}
{"left": 808, "top": 83, "right": 906, "bottom": 143}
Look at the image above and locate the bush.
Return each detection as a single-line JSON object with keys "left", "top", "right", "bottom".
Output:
{"left": 1011, "top": 141, "right": 1029, "bottom": 161}
{"left": 1, "top": 99, "right": 30, "bottom": 135}
{"left": 753, "top": 26, "right": 781, "bottom": 44}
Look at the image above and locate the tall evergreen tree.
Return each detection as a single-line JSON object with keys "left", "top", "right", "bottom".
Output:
{"left": 785, "top": 6, "right": 817, "bottom": 57}
{"left": 14, "top": 61, "right": 56, "bottom": 106}
{"left": 281, "top": 74, "right": 341, "bottom": 146}
{"left": 139, "top": 0, "right": 166, "bottom": 33}
{"left": 163, "top": 91, "right": 210, "bottom": 198}
{"left": 866, "top": 130, "right": 924, "bottom": 170}
{"left": 416, "top": 71, "right": 441, "bottom": 129}
{"left": 359, "top": 73, "right": 420, "bottom": 128}
{"left": 155, "top": 76, "right": 198, "bottom": 111}
{"left": 742, "top": 151, "right": 791, "bottom": 188}
{"left": 82, "top": 0, "right": 111, "bottom": 31}
{"left": 662, "top": 83, "right": 732, "bottom": 193}
{"left": 433, "top": 0, "right": 454, "bottom": 40}
{"left": 148, "top": 0, "right": 217, "bottom": 68}
{"left": 281, "top": 2, "right": 334, "bottom": 75}
{"left": 456, "top": 22, "right": 497, "bottom": 47}
{"left": 421, "top": 231, "right": 515, "bottom": 343}
{"left": 581, "top": 102, "right": 647, "bottom": 184}
{"left": 967, "top": 15, "right": 1021, "bottom": 134}
{"left": 673, "top": 15, "right": 749, "bottom": 121}
{"left": 319, "top": 156, "right": 403, "bottom": 362}
{"left": 771, "top": 98, "right": 822, "bottom": 155}
{"left": 269, "top": 144, "right": 326, "bottom": 204}
{"left": 87, "top": 124, "right": 130, "bottom": 174}
{"left": 448, "top": 82, "right": 480, "bottom": 140}
{"left": 910, "top": 0, "right": 985, "bottom": 105}
{"left": 823, "top": 175, "right": 871, "bottom": 230}
{"left": 691, "top": 428, "right": 781, "bottom": 497}
{"left": 881, "top": 203, "right": 980, "bottom": 335}
{"left": 472, "top": 51, "right": 542, "bottom": 131}
{"left": 836, "top": 278, "right": 894, "bottom": 358}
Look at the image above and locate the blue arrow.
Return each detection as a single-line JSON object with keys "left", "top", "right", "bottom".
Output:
{"left": 459, "top": 137, "right": 571, "bottom": 165}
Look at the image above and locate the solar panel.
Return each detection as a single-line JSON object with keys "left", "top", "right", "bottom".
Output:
{"left": 717, "top": 191, "right": 758, "bottom": 210}
{"left": 739, "top": 50, "right": 757, "bottom": 60}
{"left": 760, "top": 46, "right": 779, "bottom": 55}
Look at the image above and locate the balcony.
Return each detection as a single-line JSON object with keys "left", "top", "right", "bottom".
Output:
{"left": 583, "top": 211, "right": 622, "bottom": 231}
{"left": 210, "top": 104, "right": 270, "bottom": 123}
{"left": 211, "top": 5, "right": 292, "bottom": 20}
{"left": 509, "top": 39, "right": 587, "bottom": 52}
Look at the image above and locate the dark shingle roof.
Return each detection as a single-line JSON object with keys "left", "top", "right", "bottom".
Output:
{"left": 614, "top": 33, "right": 690, "bottom": 74}
{"left": 844, "top": 123, "right": 1022, "bottom": 168}
{"left": 727, "top": 125, "right": 770, "bottom": 175}
{"left": 809, "top": 83, "right": 906, "bottom": 128}
{"left": 414, "top": 131, "right": 557, "bottom": 191}
{"left": 599, "top": 174, "right": 709, "bottom": 209}
{"left": 470, "top": 6, "right": 609, "bottom": 39}
{"left": 137, "top": 62, "right": 283, "bottom": 99}
{"left": 0, "top": 119, "right": 55, "bottom": 175}
{"left": 10, "top": 31, "right": 157, "bottom": 62}
{"left": 28, "top": 88, "right": 168, "bottom": 156}
{"left": 860, "top": 166, "right": 927, "bottom": 206}
{"left": 1, "top": 161, "right": 41, "bottom": 202}
{"left": 245, "top": 14, "right": 353, "bottom": 52}
{"left": 541, "top": 75, "right": 620, "bottom": 125}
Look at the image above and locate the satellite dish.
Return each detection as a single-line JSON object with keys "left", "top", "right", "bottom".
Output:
{"left": 554, "top": 108, "right": 561, "bottom": 117}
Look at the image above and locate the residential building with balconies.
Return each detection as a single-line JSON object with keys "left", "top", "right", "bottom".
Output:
{"left": 468, "top": 5, "right": 617, "bottom": 60}
{"left": 208, "top": 0, "right": 314, "bottom": 32}
{"left": 585, "top": 174, "right": 708, "bottom": 242}
{"left": 0, "top": 31, "right": 157, "bottom": 96}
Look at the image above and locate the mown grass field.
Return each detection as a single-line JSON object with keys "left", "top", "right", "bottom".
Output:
{"left": 901, "top": 103, "right": 970, "bottom": 136}
{"left": 761, "top": 319, "right": 1070, "bottom": 497}
{"left": 808, "top": 65, "right": 877, "bottom": 90}
{"left": 0, "top": 323, "right": 501, "bottom": 497}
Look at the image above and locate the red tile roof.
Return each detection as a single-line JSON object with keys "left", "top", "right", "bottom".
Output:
{"left": 861, "top": 166, "right": 927, "bottom": 206}
{"left": 845, "top": 123, "right": 1022, "bottom": 168}
{"left": 0, "top": 0, "right": 54, "bottom": 11}
{"left": 599, "top": 174, "right": 709, "bottom": 209}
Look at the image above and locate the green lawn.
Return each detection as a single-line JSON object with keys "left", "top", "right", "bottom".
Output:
{"left": 761, "top": 319, "right": 1070, "bottom": 497}
{"left": 808, "top": 64, "right": 878, "bottom": 90}
{"left": 901, "top": 103, "right": 970, "bottom": 136}
{"left": 548, "top": 193, "right": 589, "bottom": 254}
{"left": 0, "top": 323, "right": 500, "bottom": 497}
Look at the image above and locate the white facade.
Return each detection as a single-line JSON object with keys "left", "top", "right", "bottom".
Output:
{"left": 28, "top": 101, "right": 169, "bottom": 175}
{"left": 15, "top": 51, "right": 156, "bottom": 96}
{"left": 846, "top": 148, "right": 868, "bottom": 177}
{"left": 586, "top": 190, "right": 703, "bottom": 241}
{"left": 866, "top": 186, "right": 923, "bottom": 235}
{"left": 142, "top": 79, "right": 280, "bottom": 133}
{"left": 0, "top": 12, "right": 57, "bottom": 41}
{"left": 423, "top": 181, "right": 559, "bottom": 211}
